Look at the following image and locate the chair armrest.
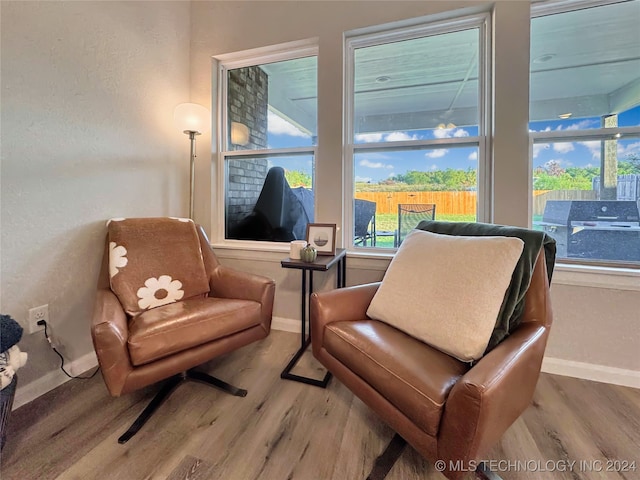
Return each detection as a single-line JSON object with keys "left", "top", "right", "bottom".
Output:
{"left": 209, "top": 265, "right": 276, "bottom": 333}
{"left": 310, "top": 282, "right": 380, "bottom": 357}
{"left": 91, "top": 289, "right": 132, "bottom": 396}
{"left": 437, "top": 321, "right": 549, "bottom": 470}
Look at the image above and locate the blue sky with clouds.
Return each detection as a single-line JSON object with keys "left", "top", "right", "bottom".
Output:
{"left": 352, "top": 126, "right": 479, "bottom": 183}
{"left": 266, "top": 105, "right": 640, "bottom": 184}
{"left": 530, "top": 106, "right": 640, "bottom": 171}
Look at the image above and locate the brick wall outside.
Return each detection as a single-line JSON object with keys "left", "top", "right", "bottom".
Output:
{"left": 226, "top": 66, "right": 269, "bottom": 234}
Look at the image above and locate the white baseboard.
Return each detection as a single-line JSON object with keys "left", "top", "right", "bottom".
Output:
{"left": 542, "top": 356, "right": 640, "bottom": 389}
{"left": 13, "top": 351, "right": 99, "bottom": 410}
{"left": 272, "top": 316, "right": 302, "bottom": 333}
{"left": 273, "top": 318, "right": 640, "bottom": 389}
{"left": 13, "top": 323, "right": 300, "bottom": 410}
{"left": 12, "top": 336, "right": 638, "bottom": 410}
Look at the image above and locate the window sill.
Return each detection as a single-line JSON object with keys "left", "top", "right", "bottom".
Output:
{"left": 552, "top": 263, "right": 640, "bottom": 291}
{"left": 211, "top": 243, "right": 640, "bottom": 290}
{"left": 210, "top": 241, "right": 290, "bottom": 262}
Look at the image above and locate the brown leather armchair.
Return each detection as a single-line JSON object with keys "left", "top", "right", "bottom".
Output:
{"left": 311, "top": 246, "right": 552, "bottom": 480}
{"left": 92, "top": 217, "right": 275, "bottom": 443}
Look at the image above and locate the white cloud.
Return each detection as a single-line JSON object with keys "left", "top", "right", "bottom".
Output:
{"left": 618, "top": 141, "right": 640, "bottom": 158}
{"left": 385, "top": 131, "right": 420, "bottom": 142}
{"left": 359, "top": 159, "right": 393, "bottom": 169}
{"left": 267, "top": 111, "right": 309, "bottom": 138}
{"left": 565, "top": 119, "right": 598, "bottom": 131}
{"left": 430, "top": 164, "right": 438, "bottom": 170}
{"left": 530, "top": 126, "right": 553, "bottom": 133}
{"left": 533, "top": 143, "right": 550, "bottom": 158}
{"left": 355, "top": 132, "right": 384, "bottom": 143}
{"left": 361, "top": 151, "right": 395, "bottom": 161}
{"left": 356, "top": 131, "right": 420, "bottom": 142}
{"left": 433, "top": 127, "right": 470, "bottom": 139}
{"left": 580, "top": 140, "right": 601, "bottom": 159}
{"left": 425, "top": 149, "right": 448, "bottom": 159}
{"left": 468, "top": 151, "right": 478, "bottom": 161}
{"left": 553, "top": 142, "right": 575, "bottom": 154}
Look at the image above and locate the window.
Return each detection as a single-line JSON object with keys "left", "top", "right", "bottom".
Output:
{"left": 530, "top": 1, "right": 640, "bottom": 266}
{"left": 345, "top": 15, "right": 490, "bottom": 249}
{"left": 217, "top": 43, "right": 317, "bottom": 243}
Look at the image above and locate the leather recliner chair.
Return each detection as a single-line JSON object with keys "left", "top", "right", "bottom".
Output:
{"left": 92, "top": 217, "right": 275, "bottom": 443}
{"left": 311, "top": 233, "right": 553, "bottom": 480}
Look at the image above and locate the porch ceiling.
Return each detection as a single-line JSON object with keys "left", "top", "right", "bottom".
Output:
{"left": 261, "top": 1, "right": 639, "bottom": 134}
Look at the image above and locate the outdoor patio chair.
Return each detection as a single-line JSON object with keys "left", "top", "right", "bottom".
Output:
{"left": 354, "top": 199, "right": 377, "bottom": 246}
{"left": 397, "top": 203, "right": 436, "bottom": 246}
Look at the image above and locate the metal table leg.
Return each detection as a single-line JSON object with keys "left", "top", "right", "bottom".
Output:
{"left": 280, "top": 269, "right": 331, "bottom": 388}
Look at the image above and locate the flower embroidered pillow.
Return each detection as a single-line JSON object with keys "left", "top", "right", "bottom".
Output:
{"left": 366, "top": 229, "right": 524, "bottom": 362}
{"left": 107, "top": 217, "right": 210, "bottom": 316}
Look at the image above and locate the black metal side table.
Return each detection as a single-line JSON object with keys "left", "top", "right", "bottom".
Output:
{"left": 280, "top": 248, "right": 347, "bottom": 388}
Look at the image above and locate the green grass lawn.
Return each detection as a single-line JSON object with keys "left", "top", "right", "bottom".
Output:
{"left": 374, "top": 213, "right": 476, "bottom": 230}
{"left": 371, "top": 213, "right": 477, "bottom": 248}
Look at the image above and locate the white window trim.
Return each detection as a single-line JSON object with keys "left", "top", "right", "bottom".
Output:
{"left": 531, "top": 127, "right": 640, "bottom": 143}
{"left": 343, "top": 13, "right": 492, "bottom": 252}
{"left": 213, "top": 39, "right": 319, "bottom": 246}
{"left": 208, "top": 245, "right": 640, "bottom": 291}
{"left": 529, "top": 0, "right": 640, "bottom": 274}
{"left": 531, "top": 0, "right": 631, "bottom": 18}
{"left": 528, "top": 127, "right": 640, "bottom": 272}
{"left": 214, "top": 38, "right": 319, "bottom": 69}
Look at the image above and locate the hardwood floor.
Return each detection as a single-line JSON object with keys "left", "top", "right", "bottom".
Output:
{"left": 2, "top": 330, "right": 639, "bottom": 480}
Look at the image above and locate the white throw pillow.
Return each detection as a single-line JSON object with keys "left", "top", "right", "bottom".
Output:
{"left": 366, "top": 229, "right": 524, "bottom": 362}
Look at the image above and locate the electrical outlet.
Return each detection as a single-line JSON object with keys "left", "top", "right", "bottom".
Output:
{"left": 28, "top": 304, "right": 48, "bottom": 334}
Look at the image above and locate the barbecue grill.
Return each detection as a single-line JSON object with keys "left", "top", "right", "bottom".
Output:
{"left": 538, "top": 200, "right": 640, "bottom": 262}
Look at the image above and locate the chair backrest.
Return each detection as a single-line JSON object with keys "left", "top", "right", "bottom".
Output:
{"left": 397, "top": 204, "right": 436, "bottom": 246}
{"left": 106, "top": 217, "right": 210, "bottom": 316}
{"left": 354, "top": 199, "right": 376, "bottom": 245}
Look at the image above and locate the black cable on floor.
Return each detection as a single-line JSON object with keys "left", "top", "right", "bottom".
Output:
{"left": 41, "top": 321, "right": 100, "bottom": 380}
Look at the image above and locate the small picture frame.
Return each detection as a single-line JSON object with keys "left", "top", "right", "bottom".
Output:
{"left": 306, "top": 223, "right": 337, "bottom": 256}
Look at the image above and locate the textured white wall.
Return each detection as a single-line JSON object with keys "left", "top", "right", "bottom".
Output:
{"left": 1, "top": 1, "right": 191, "bottom": 387}
{"left": 546, "top": 284, "right": 640, "bottom": 371}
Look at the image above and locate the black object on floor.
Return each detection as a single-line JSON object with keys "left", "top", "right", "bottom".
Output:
{"left": 117, "top": 369, "right": 247, "bottom": 444}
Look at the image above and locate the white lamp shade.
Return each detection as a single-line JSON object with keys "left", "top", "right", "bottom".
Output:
{"left": 174, "top": 103, "right": 210, "bottom": 134}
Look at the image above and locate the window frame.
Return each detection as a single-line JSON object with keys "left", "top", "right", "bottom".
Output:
{"left": 343, "top": 13, "right": 493, "bottom": 251}
{"left": 213, "top": 39, "right": 319, "bottom": 248}
{"left": 529, "top": 0, "right": 640, "bottom": 269}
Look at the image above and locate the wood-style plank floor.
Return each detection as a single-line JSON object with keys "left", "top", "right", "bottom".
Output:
{"left": 2, "top": 330, "right": 639, "bottom": 480}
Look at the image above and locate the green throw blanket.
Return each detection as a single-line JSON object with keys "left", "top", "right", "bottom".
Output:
{"left": 415, "top": 221, "right": 556, "bottom": 353}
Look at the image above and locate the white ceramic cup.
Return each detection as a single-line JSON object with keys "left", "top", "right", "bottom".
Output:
{"left": 290, "top": 240, "right": 307, "bottom": 259}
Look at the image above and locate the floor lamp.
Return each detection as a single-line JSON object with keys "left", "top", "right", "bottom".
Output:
{"left": 173, "top": 103, "right": 210, "bottom": 219}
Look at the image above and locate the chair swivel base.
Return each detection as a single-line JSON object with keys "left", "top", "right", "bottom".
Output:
{"left": 365, "top": 434, "right": 504, "bottom": 480}
{"left": 117, "top": 369, "right": 247, "bottom": 444}
{"left": 366, "top": 433, "right": 407, "bottom": 480}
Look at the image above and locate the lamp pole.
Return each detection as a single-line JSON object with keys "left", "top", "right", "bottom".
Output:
{"left": 174, "top": 102, "right": 209, "bottom": 220}
{"left": 185, "top": 130, "right": 201, "bottom": 220}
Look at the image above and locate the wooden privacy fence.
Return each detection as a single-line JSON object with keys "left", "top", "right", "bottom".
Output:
{"left": 355, "top": 190, "right": 600, "bottom": 216}
{"left": 532, "top": 190, "right": 597, "bottom": 216}
{"left": 354, "top": 191, "right": 476, "bottom": 215}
